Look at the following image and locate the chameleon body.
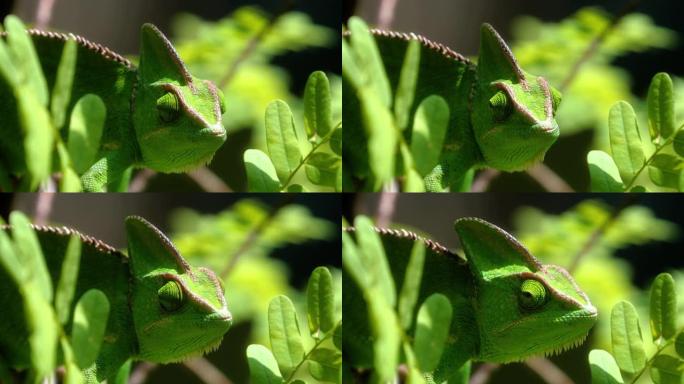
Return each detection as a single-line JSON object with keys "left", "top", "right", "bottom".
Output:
{"left": 343, "top": 24, "right": 561, "bottom": 191}
{"left": 0, "top": 24, "right": 227, "bottom": 191}
{"left": 0, "top": 216, "right": 232, "bottom": 383}
{"left": 343, "top": 218, "right": 596, "bottom": 382}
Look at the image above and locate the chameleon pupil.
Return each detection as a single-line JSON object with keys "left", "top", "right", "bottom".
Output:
{"left": 158, "top": 280, "right": 184, "bottom": 311}
{"left": 519, "top": 279, "right": 546, "bottom": 310}
{"left": 156, "top": 92, "right": 180, "bottom": 123}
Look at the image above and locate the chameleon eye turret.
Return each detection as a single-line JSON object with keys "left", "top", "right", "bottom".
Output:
{"left": 158, "top": 280, "right": 184, "bottom": 312}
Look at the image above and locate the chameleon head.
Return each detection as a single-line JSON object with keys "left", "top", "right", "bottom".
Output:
{"left": 133, "top": 24, "right": 227, "bottom": 173}
{"left": 126, "top": 216, "right": 232, "bottom": 363}
{"left": 454, "top": 218, "right": 597, "bottom": 363}
{"left": 470, "top": 24, "right": 561, "bottom": 171}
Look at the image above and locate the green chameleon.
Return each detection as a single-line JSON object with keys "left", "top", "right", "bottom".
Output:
{"left": 0, "top": 23, "right": 227, "bottom": 192}
{"left": 0, "top": 216, "right": 232, "bottom": 383}
{"left": 343, "top": 21, "right": 561, "bottom": 191}
{"left": 343, "top": 217, "right": 597, "bottom": 382}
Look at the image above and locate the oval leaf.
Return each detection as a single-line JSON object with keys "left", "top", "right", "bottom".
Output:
{"left": 55, "top": 234, "right": 82, "bottom": 325}
{"left": 394, "top": 40, "right": 420, "bottom": 131}
{"left": 51, "top": 39, "right": 78, "bottom": 130}
{"left": 268, "top": 295, "right": 304, "bottom": 377}
{"left": 307, "top": 266, "right": 336, "bottom": 335}
{"left": 650, "top": 273, "right": 677, "bottom": 340}
{"left": 71, "top": 289, "right": 110, "bottom": 369}
{"left": 307, "top": 348, "right": 342, "bottom": 383}
{"left": 68, "top": 94, "right": 107, "bottom": 174}
{"left": 609, "top": 101, "right": 644, "bottom": 184}
{"left": 304, "top": 71, "right": 332, "bottom": 138}
{"left": 398, "top": 240, "right": 426, "bottom": 330}
{"left": 247, "top": 344, "right": 283, "bottom": 384}
{"left": 589, "top": 349, "right": 624, "bottom": 384}
{"left": 354, "top": 215, "right": 396, "bottom": 307}
{"left": 411, "top": 95, "right": 449, "bottom": 176}
{"left": 647, "top": 73, "right": 675, "bottom": 140}
{"left": 305, "top": 152, "right": 341, "bottom": 187}
{"left": 244, "top": 149, "right": 281, "bottom": 192}
{"left": 673, "top": 130, "right": 684, "bottom": 158}
{"left": 5, "top": 15, "right": 48, "bottom": 105}
{"left": 587, "top": 150, "right": 624, "bottom": 192}
{"left": 648, "top": 154, "right": 683, "bottom": 189}
{"left": 650, "top": 354, "right": 681, "bottom": 384}
{"left": 330, "top": 127, "right": 342, "bottom": 156}
{"left": 413, "top": 293, "right": 452, "bottom": 372}
{"left": 265, "top": 100, "right": 302, "bottom": 183}
{"left": 347, "top": 17, "right": 392, "bottom": 107}
{"left": 10, "top": 211, "right": 52, "bottom": 300}
{"left": 611, "top": 301, "right": 646, "bottom": 374}
{"left": 674, "top": 332, "right": 684, "bottom": 358}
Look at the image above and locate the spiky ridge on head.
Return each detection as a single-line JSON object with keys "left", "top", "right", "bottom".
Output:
{"left": 126, "top": 216, "right": 231, "bottom": 363}
{"left": 454, "top": 218, "right": 596, "bottom": 363}
{"left": 132, "top": 24, "right": 226, "bottom": 173}
{"left": 471, "top": 24, "right": 561, "bottom": 171}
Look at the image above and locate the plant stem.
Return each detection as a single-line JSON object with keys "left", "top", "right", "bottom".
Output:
{"left": 623, "top": 124, "right": 684, "bottom": 190}
{"left": 283, "top": 320, "right": 341, "bottom": 383}
{"left": 629, "top": 336, "right": 675, "bottom": 383}
{"left": 280, "top": 121, "right": 341, "bottom": 190}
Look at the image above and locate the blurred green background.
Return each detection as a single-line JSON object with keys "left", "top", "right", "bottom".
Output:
{"left": 344, "top": 193, "right": 684, "bottom": 383}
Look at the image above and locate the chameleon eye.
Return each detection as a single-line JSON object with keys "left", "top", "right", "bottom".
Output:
{"left": 218, "top": 88, "right": 226, "bottom": 115}
{"left": 550, "top": 87, "right": 562, "bottom": 115}
{"left": 158, "top": 281, "right": 184, "bottom": 312}
{"left": 519, "top": 279, "right": 546, "bottom": 310}
{"left": 156, "top": 92, "right": 180, "bottom": 123}
{"left": 489, "top": 91, "right": 512, "bottom": 122}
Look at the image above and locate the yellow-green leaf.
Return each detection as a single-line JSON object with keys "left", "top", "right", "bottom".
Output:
{"left": 268, "top": 295, "right": 304, "bottom": 377}
{"left": 650, "top": 273, "right": 676, "bottom": 340}
{"left": 398, "top": 240, "right": 426, "bottom": 330}
{"left": 265, "top": 100, "right": 302, "bottom": 183}
{"left": 587, "top": 150, "right": 624, "bottom": 192}
{"left": 647, "top": 73, "right": 675, "bottom": 140}
{"left": 10, "top": 211, "right": 52, "bottom": 300}
{"left": 413, "top": 293, "right": 452, "bottom": 372}
{"left": 304, "top": 71, "right": 332, "bottom": 138}
{"left": 394, "top": 40, "right": 420, "bottom": 130}
{"left": 411, "top": 95, "right": 449, "bottom": 176}
{"left": 51, "top": 39, "right": 78, "bottom": 130}
{"left": 244, "top": 149, "right": 281, "bottom": 192}
{"left": 71, "top": 289, "right": 110, "bottom": 369}
{"left": 609, "top": 101, "right": 644, "bottom": 183}
{"left": 611, "top": 301, "right": 646, "bottom": 374}
{"left": 307, "top": 267, "right": 336, "bottom": 335}
{"left": 247, "top": 344, "right": 282, "bottom": 384}
{"left": 589, "top": 349, "right": 624, "bottom": 384}
{"left": 68, "top": 94, "right": 106, "bottom": 174}
{"left": 55, "top": 234, "right": 82, "bottom": 325}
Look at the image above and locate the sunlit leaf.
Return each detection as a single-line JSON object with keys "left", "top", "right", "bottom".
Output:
{"left": 402, "top": 343, "right": 426, "bottom": 384}
{"left": 413, "top": 294, "right": 452, "bottom": 372}
{"left": 307, "top": 267, "right": 336, "bottom": 335}
{"left": 265, "top": 100, "right": 302, "bottom": 183}
{"left": 650, "top": 354, "right": 681, "bottom": 384}
{"left": 398, "top": 240, "right": 426, "bottom": 330}
{"left": 308, "top": 348, "right": 341, "bottom": 383}
{"left": 244, "top": 149, "right": 281, "bottom": 192}
{"left": 347, "top": 17, "right": 391, "bottom": 107}
{"left": 611, "top": 301, "right": 646, "bottom": 374}
{"left": 609, "top": 101, "right": 644, "bottom": 183}
{"left": 650, "top": 273, "right": 676, "bottom": 340}
{"left": 411, "top": 96, "right": 449, "bottom": 176}
{"left": 305, "top": 152, "right": 340, "bottom": 187}
{"left": 247, "top": 344, "right": 283, "bottom": 384}
{"left": 71, "top": 289, "right": 110, "bottom": 369}
{"left": 354, "top": 215, "right": 396, "bottom": 307}
{"left": 55, "top": 234, "right": 82, "bottom": 325}
{"left": 647, "top": 72, "right": 675, "bottom": 140}
{"left": 589, "top": 349, "right": 624, "bottom": 384}
{"left": 304, "top": 71, "right": 332, "bottom": 138}
{"left": 367, "top": 292, "right": 400, "bottom": 382}
{"left": 10, "top": 211, "right": 52, "bottom": 300}
{"left": 648, "top": 154, "right": 683, "bottom": 189}
{"left": 394, "top": 40, "right": 420, "bottom": 130}
{"left": 68, "top": 94, "right": 106, "bottom": 174}
{"left": 587, "top": 150, "right": 624, "bottom": 192}
{"left": 268, "top": 295, "right": 304, "bottom": 377}
{"left": 112, "top": 360, "right": 132, "bottom": 384}
{"left": 60, "top": 337, "right": 84, "bottom": 384}
{"left": 51, "top": 39, "right": 77, "bottom": 130}
{"left": 359, "top": 86, "right": 397, "bottom": 189}
{"left": 5, "top": 15, "right": 48, "bottom": 105}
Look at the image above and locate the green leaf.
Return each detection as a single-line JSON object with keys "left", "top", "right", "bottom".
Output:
{"left": 342, "top": 228, "right": 368, "bottom": 289}
{"left": 650, "top": 273, "right": 677, "bottom": 340}
{"left": 304, "top": 71, "right": 332, "bottom": 138}
{"left": 17, "top": 87, "right": 54, "bottom": 190}
{"left": 5, "top": 15, "right": 48, "bottom": 105}
{"left": 673, "top": 130, "right": 684, "bottom": 158}
{"left": 330, "top": 127, "right": 342, "bottom": 156}
{"left": 55, "top": 234, "right": 82, "bottom": 325}
{"left": 404, "top": 168, "right": 425, "bottom": 192}
{"left": 648, "top": 154, "right": 683, "bottom": 189}
{"left": 609, "top": 101, "right": 644, "bottom": 183}
{"left": 247, "top": 344, "right": 283, "bottom": 384}
{"left": 587, "top": 150, "right": 624, "bottom": 192}
{"left": 354, "top": 215, "right": 396, "bottom": 307}
{"left": 56, "top": 142, "right": 82, "bottom": 192}
{"left": 332, "top": 322, "right": 342, "bottom": 350}
{"left": 367, "top": 292, "right": 400, "bottom": 382}
{"left": 307, "top": 267, "right": 336, "bottom": 335}
{"left": 10, "top": 211, "right": 52, "bottom": 300}
{"left": 398, "top": 240, "right": 426, "bottom": 330}
{"left": 647, "top": 73, "right": 675, "bottom": 140}
{"left": 60, "top": 337, "right": 85, "bottom": 384}
{"left": 308, "top": 348, "right": 341, "bottom": 383}
{"left": 411, "top": 96, "right": 449, "bottom": 176}
{"left": 0, "top": 216, "right": 23, "bottom": 283}
{"left": 23, "top": 285, "right": 58, "bottom": 380}
{"left": 589, "top": 349, "right": 624, "bottom": 384}
{"left": 268, "top": 295, "right": 304, "bottom": 377}
{"left": 305, "top": 152, "right": 340, "bottom": 187}
{"left": 347, "top": 17, "right": 392, "bottom": 107}
{"left": 650, "top": 354, "right": 681, "bottom": 384}
{"left": 112, "top": 359, "right": 132, "bottom": 384}
{"left": 68, "top": 94, "right": 107, "bottom": 174}
{"left": 244, "top": 149, "right": 281, "bottom": 192}
{"left": 394, "top": 40, "right": 420, "bottom": 130}
{"left": 675, "top": 332, "right": 684, "bottom": 358}
{"left": 611, "top": 301, "right": 646, "bottom": 374}
{"left": 359, "top": 86, "right": 397, "bottom": 189}
{"left": 680, "top": 170, "right": 684, "bottom": 193}
{"left": 402, "top": 343, "right": 426, "bottom": 384}
{"left": 286, "top": 184, "right": 305, "bottom": 192}
{"left": 71, "top": 289, "right": 110, "bottom": 369}
{"left": 265, "top": 100, "right": 302, "bottom": 183}
{"left": 51, "top": 39, "right": 77, "bottom": 130}
{"left": 413, "top": 293, "right": 452, "bottom": 372}
{"left": 0, "top": 24, "right": 18, "bottom": 86}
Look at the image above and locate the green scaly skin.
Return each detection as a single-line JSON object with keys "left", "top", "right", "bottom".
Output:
{"left": 343, "top": 24, "right": 562, "bottom": 191}
{"left": 0, "top": 216, "right": 232, "bottom": 383}
{"left": 343, "top": 218, "right": 597, "bottom": 382}
{"left": 0, "top": 24, "right": 227, "bottom": 192}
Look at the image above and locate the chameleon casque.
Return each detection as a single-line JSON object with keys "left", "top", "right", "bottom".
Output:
{"left": 0, "top": 216, "right": 232, "bottom": 383}
{"left": 343, "top": 23, "right": 561, "bottom": 191}
{"left": 0, "top": 24, "right": 227, "bottom": 191}
{"left": 343, "top": 217, "right": 597, "bottom": 382}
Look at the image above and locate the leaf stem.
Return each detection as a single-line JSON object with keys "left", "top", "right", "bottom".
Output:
{"left": 283, "top": 319, "right": 341, "bottom": 383}
{"left": 628, "top": 334, "right": 675, "bottom": 383}
{"left": 623, "top": 124, "right": 684, "bottom": 190}
{"left": 280, "top": 121, "right": 341, "bottom": 190}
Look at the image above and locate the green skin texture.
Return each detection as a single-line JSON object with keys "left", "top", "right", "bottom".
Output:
{"left": 0, "top": 216, "right": 232, "bottom": 383}
{"left": 343, "top": 218, "right": 597, "bottom": 382}
{"left": 343, "top": 24, "right": 562, "bottom": 191}
{"left": 0, "top": 24, "right": 227, "bottom": 192}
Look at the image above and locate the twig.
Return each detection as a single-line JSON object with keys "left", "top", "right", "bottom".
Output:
{"left": 469, "top": 363, "right": 500, "bottom": 384}
{"left": 220, "top": 0, "right": 295, "bottom": 88}
{"left": 220, "top": 195, "right": 294, "bottom": 278}
{"left": 33, "top": 191, "right": 55, "bottom": 226}
{"left": 526, "top": 357, "right": 575, "bottom": 384}
{"left": 526, "top": 164, "right": 574, "bottom": 192}
{"left": 35, "top": 0, "right": 56, "bottom": 29}
{"left": 128, "top": 362, "right": 158, "bottom": 384}
{"left": 375, "top": 192, "right": 398, "bottom": 228}
{"left": 559, "top": 0, "right": 641, "bottom": 92}
{"left": 567, "top": 195, "right": 637, "bottom": 273}
{"left": 127, "top": 169, "right": 156, "bottom": 192}
{"left": 377, "top": 0, "right": 399, "bottom": 29}
{"left": 183, "top": 358, "right": 233, "bottom": 384}
{"left": 188, "top": 167, "right": 232, "bottom": 192}
{"left": 471, "top": 169, "right": 500, "bottom": 192}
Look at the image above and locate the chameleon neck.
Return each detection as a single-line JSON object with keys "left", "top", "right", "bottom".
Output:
{"left": 0, "top": 30, "right": 140, "bottom": 175}
{"left": 343, "top": 30, "right": 483, "bottom": 191}
{"left": 0, "top": 225, "right": 137, "bottom": 382}
{"left": 342, "top": 227, "right": 479, "bottom": 381}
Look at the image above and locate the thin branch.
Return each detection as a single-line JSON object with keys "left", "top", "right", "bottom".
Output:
{"left": 35, "top": 0, "right": 56, "bottom": 29}
{"left": 220, "top": 0, "right": 295, "bottom": 88}
{"left": 33, "top": 191, "right": 55, "bottom": 226}
{"left": 471, "top": 169, "right": 500, "bottom": 192}
{"left": 526, "top": 357, "right": 575, "bottom": 384}
{"left": 377, "top": 0, "right": 399, "bottom": 29}
{"left": 128, "top": 169, "right": 156, "bottom": 192}
{"left": 128, "top": 362, "right": 158, "bottom": 384}
{"left": 526, "top": 164, "right": 574, "bottom": 192}
{"left": 567, "top": 195, "right": 637, "bottom": 273}
{"left": 559, "top": 0, "right": 641, "bottom": 92}
{"left": 188, "top": 167, "right": 232, "bottom": 192}
{"left": 375, "top": 192, "right": 398, "bottom": 228}
{"left": 469, "top": 363, "right": 500, "bottom": 384}
{"left": 184, "top": 358, "right": 233, "bottom": 384}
